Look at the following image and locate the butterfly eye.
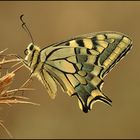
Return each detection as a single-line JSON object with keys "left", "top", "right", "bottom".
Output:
{"left": 24, "top": 49, "right": 28, "bottom": 55}
{"left": 29, "top": 45, "right": 34, "bottom": 51}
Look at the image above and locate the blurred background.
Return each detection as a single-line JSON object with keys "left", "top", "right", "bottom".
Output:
{"left": 0, "top": 1, "right": 139, "bottom": 139}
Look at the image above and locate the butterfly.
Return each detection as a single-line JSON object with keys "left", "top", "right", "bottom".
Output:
{"left": 22, "top": 30, "right": 132, "bottom": 113}
{"left": 19, "top": 13, "right": 132, "bottom": 113}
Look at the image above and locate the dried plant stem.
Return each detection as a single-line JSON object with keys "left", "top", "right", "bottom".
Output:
{"left": 20, "top": 77, "right": 32, "bottom": 88}
{"left": 11, "top": 64, "right": 24, "bottom": 73}
{"left": 0, "top": 59, "right": 20, "bottom": 65}
{"left": 11, "top": 61, "right": 22, "bottom": 68}
{"left": 0, "top": 48, "right": 8, "bottom": 55}
{"left": 6, "top": 88, "right": 35, "bottom": 94}
{"left": 0, "top": 48, "right": 39, "bottom": 137}
{"left": 0, "top": 121, "right": 12, "bottom": 138}
{"left": 0, "top": 98, "right": 39, "bottom": 106}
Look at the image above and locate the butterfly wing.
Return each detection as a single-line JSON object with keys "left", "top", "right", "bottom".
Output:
{"left": 93, "top": 33, "right": 132, "bottom": 78}
{"left": 39, "top": 31, "right": 132, "bottom": 112}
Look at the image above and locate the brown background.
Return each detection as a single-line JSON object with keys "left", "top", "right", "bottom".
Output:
{"left": 0, "top": 1, "right": 139, "bottom": 139}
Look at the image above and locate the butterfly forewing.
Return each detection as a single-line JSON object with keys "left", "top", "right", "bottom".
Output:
{"left": 30, "top": 31, "right": 132, "bottom": 113}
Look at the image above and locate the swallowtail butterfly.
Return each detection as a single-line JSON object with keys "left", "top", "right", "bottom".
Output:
{"left": 20, "top": 15, "right": 132, "bottom": 113}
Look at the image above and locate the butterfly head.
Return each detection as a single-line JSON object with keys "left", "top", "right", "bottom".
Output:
{"left": 24, "top": 43, "right": 40, "bottom": 67}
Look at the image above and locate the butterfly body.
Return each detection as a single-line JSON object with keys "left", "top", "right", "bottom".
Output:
{"left": 23, "top": 31, "right": 132, "bottom": 113}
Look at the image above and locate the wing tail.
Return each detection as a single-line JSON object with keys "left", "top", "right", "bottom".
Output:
{"left": 74, "top": 89, "right": 112, "bottom": 113}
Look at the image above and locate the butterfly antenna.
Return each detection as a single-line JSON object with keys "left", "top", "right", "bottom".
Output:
{"left": 20, "top": 14, "right": 34, "bottom": 44}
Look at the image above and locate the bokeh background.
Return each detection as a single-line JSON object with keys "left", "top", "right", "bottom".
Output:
{"left": 0, "top": 1, "right": 139, "bottom": 139}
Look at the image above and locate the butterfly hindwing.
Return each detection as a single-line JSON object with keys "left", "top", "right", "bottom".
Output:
{"left": 39, "top": 69, "right": 57, "bottom": 99}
